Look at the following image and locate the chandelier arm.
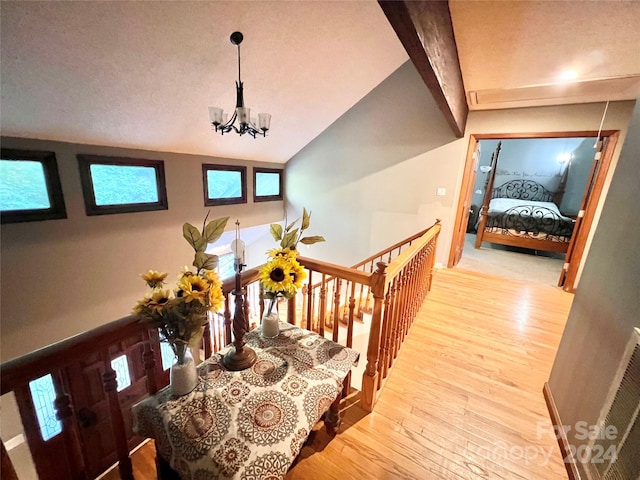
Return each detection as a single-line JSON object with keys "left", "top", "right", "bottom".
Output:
{"left": 210, "top": 31, "right": 268, "bottom": 139}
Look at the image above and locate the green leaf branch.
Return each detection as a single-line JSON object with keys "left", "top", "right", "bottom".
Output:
{"left": 183, "top": 211, "right": 229, "bottom": 271}
{"left": 269, "top": 207, "right": 325, "bottom": 250}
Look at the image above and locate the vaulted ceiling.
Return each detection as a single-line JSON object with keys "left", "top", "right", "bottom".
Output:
{"left": 1, "top": 1, "right": 639, "bottom": 164}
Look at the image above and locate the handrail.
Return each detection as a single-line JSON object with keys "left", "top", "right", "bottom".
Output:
{"left": 349, "top": 220, "right": 438, "bottom": 270}
{"left": 385, "top": 219, "right": 441, "bottom": 279}
{"left": 220, "top": 266, "right": 261, "bottom": 293}
{"left": 0, "top": 315, "right": 143, "bottom": 395}
{"left": 297, "top": 256, "right": 372, "bottom": 286}
{"left": 0, "top": 221, "right": 442, "bottom": 478}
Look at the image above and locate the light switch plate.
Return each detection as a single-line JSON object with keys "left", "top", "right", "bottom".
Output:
{"left": 436, "top": 187, "right": 446, "bottom": 196}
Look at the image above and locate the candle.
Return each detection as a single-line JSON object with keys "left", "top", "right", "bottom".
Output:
{"left": 261, "top": 312, "right": 279, "bottom": 338}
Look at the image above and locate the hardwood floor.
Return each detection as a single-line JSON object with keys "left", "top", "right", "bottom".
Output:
{"left": 106, "top": 267, "right": 573, "bottom": 480}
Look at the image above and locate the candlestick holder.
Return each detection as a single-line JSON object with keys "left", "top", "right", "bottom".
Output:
{"left": 222, "top": 220, "right": 257, "bottom": 371}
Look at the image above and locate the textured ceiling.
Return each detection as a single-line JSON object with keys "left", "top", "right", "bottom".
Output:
{"left": 2, "top": 1, "right": 639, "bottom": 163}
{"left": 449, "top": 0, "right": 640, "bottom": 110}
{"left": 0, "top": 1, "right": 408, "bottom": 163}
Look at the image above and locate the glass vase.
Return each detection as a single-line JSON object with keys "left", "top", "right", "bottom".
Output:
{"left": 261, "top": 311, "right": 280, "bottom": 338}
{"left": 170, "top": 342, "right": 198, "bottom": 396}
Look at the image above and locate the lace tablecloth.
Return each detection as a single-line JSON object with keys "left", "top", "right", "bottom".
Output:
{"left": 132, "top": 323, "right": 359, "bottom": 480}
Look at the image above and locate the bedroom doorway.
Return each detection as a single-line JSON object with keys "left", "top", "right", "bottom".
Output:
{"left": 449, "top": 130, "right": 619, "bottom": 292}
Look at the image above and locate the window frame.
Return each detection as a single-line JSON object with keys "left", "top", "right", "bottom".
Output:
{"left": 201, "top": 164, "right": 247, "bottom": 206}
{"left": 77, "top": 154, "right": 168, "bottom": 216}
{"left": 0, "top": 148, "right": 67, "bottom": 224}
{"left": 253, "top": 167, "right": 283, "bottom": 202}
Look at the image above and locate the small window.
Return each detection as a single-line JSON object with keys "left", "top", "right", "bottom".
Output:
{"left": 254, "top": 167, "right": 283, "bottom": 202}
{"left": 202, "top": 164, "right": 247, "bottom": 206}
{"left": 0, "top": 149, "right": 67, "bottom": 223}
{"left": 217, "top": 252, "right": 235, "bottom": 280}
{"left": 77, "top": 155, "right": 168, "bottom": 216}
{"left": 29, "top": 374, "right": 62, "bottom": 441}
{"left": 110, "top": 354, "right": 132, "bottom": 392}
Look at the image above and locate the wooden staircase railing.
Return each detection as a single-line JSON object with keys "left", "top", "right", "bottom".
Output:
{"left": 0, "top": 221, "right": 441, "bottom": 479}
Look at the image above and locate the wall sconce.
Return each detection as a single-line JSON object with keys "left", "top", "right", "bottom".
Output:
{"left": 479, "top": 165, "right": 492, "bottom": 174}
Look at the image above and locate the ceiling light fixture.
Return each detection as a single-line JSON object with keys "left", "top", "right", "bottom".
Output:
{"left": 209, "top": 32, "right": 271, "bottom": 138}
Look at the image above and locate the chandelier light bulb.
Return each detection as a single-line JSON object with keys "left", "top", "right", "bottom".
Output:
{"left": 209, "top": 32, "right": 270, "bottom": 138}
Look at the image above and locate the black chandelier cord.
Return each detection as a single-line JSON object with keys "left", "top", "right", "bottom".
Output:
{"left": 209, "top": 31, "right": 270, "bottom": 138}
{"left": 237, "top": 43, "right": 241, "bottom": 85}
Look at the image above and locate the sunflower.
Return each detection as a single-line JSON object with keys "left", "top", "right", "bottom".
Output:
{"left": 178, "top": 275, "right": 209, "bottom": 304}
{"left": 288, "top": 257, "right": 307, "bottom": 291}
{"left": 146, "top": 289, "right": 172, "bottom": 313}
{"left": 267, "top": 247, "right": 296, "bottom": 260}
{"left": 260, "top": 256, "right": 294, "bottom": 293}
{"left": 141, "top": 270, "right": 168, "bottom": 288}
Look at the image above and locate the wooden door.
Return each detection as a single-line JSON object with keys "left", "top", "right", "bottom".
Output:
{"left": 558, "top": 134, "right": 618, "bottom": 291}
{"left": 64, "top": 332, "right": 165, "bottom": 477}
{"left": 448, "top": 137, "right": 480, "bottom": 267}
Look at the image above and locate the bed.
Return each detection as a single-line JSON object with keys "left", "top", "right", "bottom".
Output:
{"left": 474, "top": 179, "right": 576, "bottom": 253}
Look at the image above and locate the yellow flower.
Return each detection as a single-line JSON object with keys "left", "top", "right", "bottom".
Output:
{"left": 141, "top": 270, "right": 168, "bottom": 288}
{"left": 267, "top": 247, "right": 296, "bottom": 260}
{"left": 209, "top": 283, "right": 224, "bottom": 312}
{"left": 146, "top": 289, "right": 172, "bottom": 314}
{"left": 288, "top": 257, "right": 307, "bottom": 291}
{"left": 179, "top": 275, "right": 209, "bottom": 304}
{"left": 260, "top": 256, "right": 294, "bottom": 293}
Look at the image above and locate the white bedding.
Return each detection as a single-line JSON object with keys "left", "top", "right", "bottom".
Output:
{"left": 488, "top": 198, "right": 572, "bottom": 221}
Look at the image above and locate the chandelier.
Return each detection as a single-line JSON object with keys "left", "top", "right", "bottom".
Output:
{"left": 208, "top": 32, "right": 271, "bottom": 138}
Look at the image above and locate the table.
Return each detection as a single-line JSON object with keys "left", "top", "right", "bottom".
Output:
{"left": 132, "top": 322, "right": 359, "bottom": 480}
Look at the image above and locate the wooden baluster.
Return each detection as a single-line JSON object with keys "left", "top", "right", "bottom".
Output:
{"left": 51, "top": 370, "right": 87, "bottom": 480}
{"left": 100, "top": 350, "right": 133, "bottom": 480}
{"left": 332, "top": 278, "right": 341, "bottom": 343}
{"left": 223, "top": 294, "right": 232, "bottom": 346}
{"left": 301, "top": 285, "right": 308, "bottom": 328}
{"left": 258, "top": 284, "right": 265, "bottom": 319}
{"left": 379, "top": 285, "right": 392, "bottom": 380}
{"left": 287, "top": 295, "right": 296, "bottom": 325}
{"left": 342, "top": 282, "right": 357, "bottom": 398}
{"left": 347, "top": 282, "right": 356, "bottom": 349}
{"left": 319, "top": 274, "right": 327, "bottom": 336}
{"left": 383, "top": 280, "right": 397, "bottom": 376}
{"left": 428, "top": 238, "right": 437, "bottom": 291}
{"left": 361, "top": 262, "right": 387, "bottom": 412}
{"left": 1, "top": 439, "right": 18, "bottom": 480}
{"left": 211, "top": 314, "right": 219, "bottom": 352}
{"left": 391, "top": 271, "right": 404, "bottom": 360}
{"left": 202, "top": 319, "right": 212, "bottom": 360}
{"left": 407, "top": 259, "right": 418, "bottom": 333}
{"left": 401, "top": 266, "right": 412, "bottom": 350}
{"left": 306, "top": 272, "right": 313, "bottom": 331}
{"left": 141, "top": 330, "right": 158, "bottom": 395}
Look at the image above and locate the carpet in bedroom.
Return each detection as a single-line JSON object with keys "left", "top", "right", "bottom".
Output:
{"left": 456, "top": 233, "right": 565, "bottom": 287}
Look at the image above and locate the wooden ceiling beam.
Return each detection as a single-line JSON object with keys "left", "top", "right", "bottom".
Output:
{"left": 379, "top": 0, "right": 468, "bottom": 137}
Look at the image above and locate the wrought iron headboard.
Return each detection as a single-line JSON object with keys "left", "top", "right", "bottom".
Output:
{"left": 491, "top": 179, "right": 554, "bottom": 202}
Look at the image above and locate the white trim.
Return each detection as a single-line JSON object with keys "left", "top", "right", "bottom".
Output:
{"left": 5, "top": 433, "right": 25, "bottom": 451}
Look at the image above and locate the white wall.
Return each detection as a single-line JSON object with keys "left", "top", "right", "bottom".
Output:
{"left": 286, "top": 59, "right": 635, "bottom": 278}
{"left": 0, "top": 137, "right": 284, "bottom": 362}
{"left": 286, "top": 62, "right": 460, "bottom": 267}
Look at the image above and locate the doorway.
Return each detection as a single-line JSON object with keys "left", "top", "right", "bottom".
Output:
{"left": 449, "top": 131, "right": 619, "bottom": 292}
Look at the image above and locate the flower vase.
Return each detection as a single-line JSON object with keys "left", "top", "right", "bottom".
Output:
{"left": 170, "top": 343, "right": 198, "bottom": 396}
{"left": 261, "top": 311, "right": 280, "bottom": 338}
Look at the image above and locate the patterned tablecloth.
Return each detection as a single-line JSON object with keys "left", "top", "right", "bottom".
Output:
{"left": 132, "top": 322, "right": 359, "bottom": 480}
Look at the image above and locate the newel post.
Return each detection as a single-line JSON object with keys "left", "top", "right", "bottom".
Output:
{"left": 361, "top": 262, "right": 388, "bottom": 412}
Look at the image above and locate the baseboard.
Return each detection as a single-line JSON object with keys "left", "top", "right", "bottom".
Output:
{"left": 542, "top": 382, "right": 581, "bottom": 480}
